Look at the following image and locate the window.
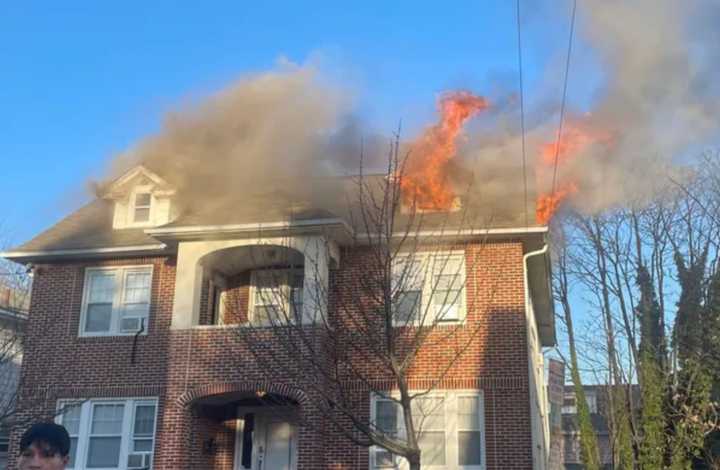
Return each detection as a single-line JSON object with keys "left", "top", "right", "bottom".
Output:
{"left": 57, "top": 399, "right": 158, "bottom": 470}
{"left": 392, "top": 252, "right": 466, "bottom": 325}
{"left": 132, "top": 193, "right": 152, "bottom": 224}
{"left": 0, "top": 426, "right": 8, "bottom": 454}
{"left": 250, "top": 269, "right": 304, "bottom": 325}
{"left": 371, "top": 391, "right": 484, "bottom": 469}
{"left": 562, "top": 390, "right": 597, "bottom": 415}
{"left": 81, "top": 266, "right": 152, "bottom": 336}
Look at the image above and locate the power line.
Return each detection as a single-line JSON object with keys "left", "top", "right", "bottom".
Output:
{"left": 551, "top": 0, "right": 578, "bottom": 197}
{"left": 516, "top": 0, "right": 529, "bottom": 227}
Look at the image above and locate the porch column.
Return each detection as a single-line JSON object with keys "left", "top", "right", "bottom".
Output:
{"left": 299, "top": 236, "right": 337, "bottom": 323}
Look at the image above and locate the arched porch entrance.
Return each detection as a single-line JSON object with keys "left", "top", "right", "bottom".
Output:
{"left": 180, "top": 383, "right": 306, "bottom": 470}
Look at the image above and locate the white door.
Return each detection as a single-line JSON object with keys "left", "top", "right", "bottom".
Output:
{"left": 235, "top": 414, "right": 297, "bottom": 470}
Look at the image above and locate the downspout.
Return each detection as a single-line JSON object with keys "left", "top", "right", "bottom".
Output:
{"left": 523, "top": 244, "right": 549, "bottom": 470}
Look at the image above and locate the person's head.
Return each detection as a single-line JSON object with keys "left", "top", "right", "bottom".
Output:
{"left": 18, "top": 422, "right": 70, "bottom": 470}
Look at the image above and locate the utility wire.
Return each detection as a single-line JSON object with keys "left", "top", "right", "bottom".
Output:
{"left": 516, "top": 0, "right": 529, "bottom": 228}
{"left": 551, "top": 0, "right": 578, "bottom": 196}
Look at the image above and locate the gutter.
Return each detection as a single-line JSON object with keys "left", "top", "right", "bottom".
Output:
{"left": 145, "top": 218, "right": 354, "bottom": 238}
{"left": 1, "top": 244, "right": 167, "bottom": 262}
{"left": 524, "top": 244, "right": 550, "bottom": 470}
{"left": 356, "top": 225, "right": 548, "bottom": 241}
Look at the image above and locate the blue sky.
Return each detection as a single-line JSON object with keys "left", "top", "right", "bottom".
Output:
{"left": 0, "top": 0, "right": 580, "bottom": 245}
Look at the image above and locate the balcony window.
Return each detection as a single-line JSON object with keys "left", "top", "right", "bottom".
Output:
{"left": 250, "top": 269, "right": 304, "bottom": 325}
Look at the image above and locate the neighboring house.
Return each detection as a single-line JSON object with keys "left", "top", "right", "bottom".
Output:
{"left": 0, "top": 287, "right": 28, "bottom": 470}
{"left": 561, "top": 386, "right": 615, "bottom": 470}
{"left": 1, "top": 165, "right": 556, "bottom": 470}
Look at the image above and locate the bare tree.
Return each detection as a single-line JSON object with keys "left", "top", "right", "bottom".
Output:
{"left": 552, "top": 152, "right": 720, "bottom": 468}
{"left": 0, "top": 228, "right": 31, "bottom": 429}
{"left": 212, "top": 143, "right": 507, "bottom": 470}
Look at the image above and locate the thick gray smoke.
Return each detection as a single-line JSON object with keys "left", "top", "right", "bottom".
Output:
{"left": 107, "top": 0, "right": 719, "bottom": 223}
{"left": 456, "top": 0, "right": 720, "bottom": 216}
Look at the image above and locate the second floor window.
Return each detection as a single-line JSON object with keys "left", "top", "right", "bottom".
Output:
{"left": 81, "top": 266, "right": 152, "bottom": 336}
{"left": 392, "top": 252, "right": 466, "bottom": 325}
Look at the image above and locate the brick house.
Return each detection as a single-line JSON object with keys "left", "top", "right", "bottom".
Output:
{"left": 2, "top": 165, "right": 555, "bottom": 469}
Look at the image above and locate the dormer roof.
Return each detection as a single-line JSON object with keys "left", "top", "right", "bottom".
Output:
{"left": 101, "top": 165, "right": 175, "bottom": 200}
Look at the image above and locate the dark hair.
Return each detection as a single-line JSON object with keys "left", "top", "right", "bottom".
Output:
{"left": 19, "top": 422, "right": 71, "bottom": 457}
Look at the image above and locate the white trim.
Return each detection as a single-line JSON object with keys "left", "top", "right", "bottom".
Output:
{"left": 103, "top": 165, "right": 171, "bottom": 196}
{"left": 145, "top": 221, "right": 546, "bottom": 240}
{"left": 1, "top": 244, "right": 167, "bottom": 260}
{"left": 145, "top": 218, "right": 353, "bottom": 237}
{"left": 358, "top": 226, "right": 548, "bottom": 240}
{"left": 79, "top": 265, "right": 153, "bottom": 337}
{"left": 369, "top": 390, "right": 486, "bottom": 470}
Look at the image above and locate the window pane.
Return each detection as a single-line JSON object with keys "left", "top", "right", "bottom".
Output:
{"left": 134, "top": 207, "right": 150, "bottom": 222}
{"left": 68, "top": 437, "right": 77, "bottom": 467}
{"left": 412, "top": 397, "right": 444, "bottom": 430}
{"left": 376, "top": 401, "right": 398, "bottom": 434}
{"left": 61, "top": 404, "right": 82, "bottom": 434}
{"left": 87, "top": 436, "right": 121, "bottom": 467}
{"left": 375, "top": 450, "right": 395, "bottom": 467}
{"left": 91, "top": 404, "right": 124, "bottom": 434}
{"left": 458, "top": 396, "right": 480, "bottom": 430}
{"left": 418, "top": 431, "right": 446, "bottom": 465}
{"left": 88, "top": 273, "right": 115, "bottom": 303}
{"left": 85, "top": 304, "right": 112, "bottom": 332}
{"left": 124, "top": 272, "right": 151, "bottom": 303}
{"left": 135, "top": 193, "right": 151, "bottom": 207}
{"left": 253, "top": 306, "right": 274, "bottom": 325}
{"left": 395, "top": 291, "right": 420, "bottom": 323}
{"left": 134, "top": 405, "right": 156, "bottom": 436}
{"left": 458, "top": 431, "right": 482, "bottom": 465}
{"left": 133, "top": 439, "right": 153, "bottom": 452}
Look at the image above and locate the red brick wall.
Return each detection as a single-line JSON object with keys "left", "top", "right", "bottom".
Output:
{"left": 8, "top": 241, "right": 534, "bottom": 469}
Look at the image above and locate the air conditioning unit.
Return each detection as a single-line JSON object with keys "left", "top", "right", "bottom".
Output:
{"left": 128, "top": 452, "right": 152, "bottom": 469}
{"left": 120, "top": 317, "right": 143, "bottom": 333}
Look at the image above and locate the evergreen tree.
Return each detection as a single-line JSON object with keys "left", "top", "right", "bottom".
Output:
{"left": 636, "top": 264, "right": 667, "bottom": 469}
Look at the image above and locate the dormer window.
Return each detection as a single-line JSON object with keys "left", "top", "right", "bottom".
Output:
{"left": 105, "top": 165, "right": 176, "bottom": 229}
{"left": 133, "top": 193, "right": 152, "bottom": 223}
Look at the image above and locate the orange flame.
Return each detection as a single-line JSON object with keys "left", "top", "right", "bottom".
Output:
{"left": 401, "top": 91, "right": 488, "bottom": 210}
{"left": 535, "top": 121, "right": 613, "bottom": 223}
{"left": 536, "top": 182, "right": 578, "bottom": 225}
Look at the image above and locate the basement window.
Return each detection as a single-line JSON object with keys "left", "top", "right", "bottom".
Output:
{"left": 80, "top": 266, "right": 152, "bottom": 337}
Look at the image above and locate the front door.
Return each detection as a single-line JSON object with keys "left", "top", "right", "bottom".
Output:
{"left": 235, "top": 413, "right": 297, "bottom": 470}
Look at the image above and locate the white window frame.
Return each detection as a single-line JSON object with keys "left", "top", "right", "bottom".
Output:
{"left": 392, "top": 251, "right": 467, "bottom": 326}
{"left": 56, "top": 398, "right": 159, "bottom": 470}
{"left": 249, "top": 268, "right": 305, "bottom": 325}
{"left": 127, "top": 186, "right": 154, "bottom": 228}
{"left": 79, "top": 265, "right": 153, "bottom": 337}
{"left": 369, "top": 390, "right": 486, "bottom": 470}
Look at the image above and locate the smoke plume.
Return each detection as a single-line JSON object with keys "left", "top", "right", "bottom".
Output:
{"left": 107, "top": 0, "right": 719, "bottom": 224}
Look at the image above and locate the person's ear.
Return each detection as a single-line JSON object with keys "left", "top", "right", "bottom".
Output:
{"left": 62, "top": 455, "right": 70, "bottom": 464}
